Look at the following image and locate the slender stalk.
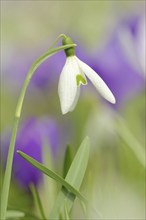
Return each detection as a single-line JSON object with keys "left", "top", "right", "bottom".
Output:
{"left": 0, "top": 43, "right": 76, "bottom": 220}
{"left": 49, "top": 34, "right": 67, "bottom": 50}
{"left": 0, "top": 116, "right": 19, "bottom": 220}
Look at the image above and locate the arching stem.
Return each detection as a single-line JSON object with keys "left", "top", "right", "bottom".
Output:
{"left": 0, "top": 41, "right": 76, "bottom": 220}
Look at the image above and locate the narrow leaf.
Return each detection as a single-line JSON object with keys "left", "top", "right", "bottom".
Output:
{"left": 65, "top": 137, "right": 89, "bottom": 188}
{"left": 59, "top": 211, "right": 63, "bottom": 220}
{"left": 29, "top": 183, "right": 46, "bottom": 220}
{"left": 63, "top": 145, "right": 73, "bottom": 178}
{"left": 49, "top": 136, "right": 90, "bottom": 219}
{"left": 17, "top": 151, "right": 86, "bottom": 203}
{"left": 64, "top": 203, "right": 70, "bottom": 220}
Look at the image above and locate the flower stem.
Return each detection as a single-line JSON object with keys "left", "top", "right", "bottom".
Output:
{"left": 49, "top": 34, "right": 67, "bottom": 50}
{"left": 0, "top": 116, "right": 19, "bottom": 220}
{"left": 0, "top": 42, "right": 76, "bottom": 220}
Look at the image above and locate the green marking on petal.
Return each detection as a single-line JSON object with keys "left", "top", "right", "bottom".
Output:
{"left": 76, "top": 74, "right": 87, "bottom": 86}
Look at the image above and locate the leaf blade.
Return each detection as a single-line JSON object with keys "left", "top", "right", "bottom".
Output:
{"left": 29, "top": 183, "right": 46, "bottom": 220}
{"left": 63, "top": 144, "right": 73, "bottom": 178}
{"left": 49, "top": 136, "right": 90, "bottom": 219}
{"left": 17, "top": 151, "right": 86, "bottom": 203}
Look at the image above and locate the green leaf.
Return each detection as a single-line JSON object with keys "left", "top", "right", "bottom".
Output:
{"left": 59, "top": 211, "right": 63, "bottom": 220}
{"left": 49, "top": 136, "right": 90, "bottom": 219}
{"left": 80, "top": 200, "right": 87, "bottom": 217}
{"left": 17, "top": 152, "right": 86, "bottom": 203}
{"left": 65, "top": 137, "right": 89, "bottom": 188}
{"left": 6, "top": 210, "right": 25, "bottom": 219}
{"left": 64, "top": 203, "right": 70, "bottom": 220}
{"left": 63, "top": 145, "right": 73, "bottom": 178}
{"left": 29, "top": 183, "right": 46, "bottom": 220}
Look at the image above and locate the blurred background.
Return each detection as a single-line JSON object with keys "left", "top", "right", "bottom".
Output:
{"left": 1, "top": 1, "right": 145, "bottom": 219}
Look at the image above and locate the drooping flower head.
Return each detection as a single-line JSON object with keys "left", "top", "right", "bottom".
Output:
{"left": 58, "top": 36, "right": 116, "bottom": 114}
{"left": 1, "top": 117, "right": 60, "bottom": 190}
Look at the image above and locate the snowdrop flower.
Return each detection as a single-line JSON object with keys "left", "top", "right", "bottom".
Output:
{"left": 58, "top": 36, "right": 116, "bottom": 114}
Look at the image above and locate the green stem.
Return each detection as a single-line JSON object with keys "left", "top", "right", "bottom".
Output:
{"left": 0, "top": 42, "right": 76, "bottom": 220}
{"left": 0, "top": 116, "right": 19, "bottom": 220}
{"left": 49, "top": 34, "right": 67, "bottom": 50}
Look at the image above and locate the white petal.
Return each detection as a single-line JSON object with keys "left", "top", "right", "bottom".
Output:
{"left": 69, "top": 86, "right": 80, "bottom": 112}
{"left": 76, "top": 57, "right": 116, "bottom": 104}
{"left": 58, "top": 57, "right": 79, "bottom": 114}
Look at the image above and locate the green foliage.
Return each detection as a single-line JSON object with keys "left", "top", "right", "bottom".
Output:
{"left": 49, "top": 137, "right": 89, "bottom": 219}
{"left": 17, "top": 151, "right": 86, "bottom": 204}
{"left": 63, "top": 145, "right": 73, "bottom": 178}
{"left": 29, "top": 183, "right": 46, "bottom": 219}
{"left": 17, "top": 137, "right": 90, "bottom": 219}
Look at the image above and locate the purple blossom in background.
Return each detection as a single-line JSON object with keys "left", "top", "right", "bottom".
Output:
{"left": 119, "top": 15, "right": 145, "bottom": 74}
{"left": 1, "top": 117, "right": 60, "bottom": 190}
{"left": 91, "top": 15, "right": 145, "bottom": 108}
